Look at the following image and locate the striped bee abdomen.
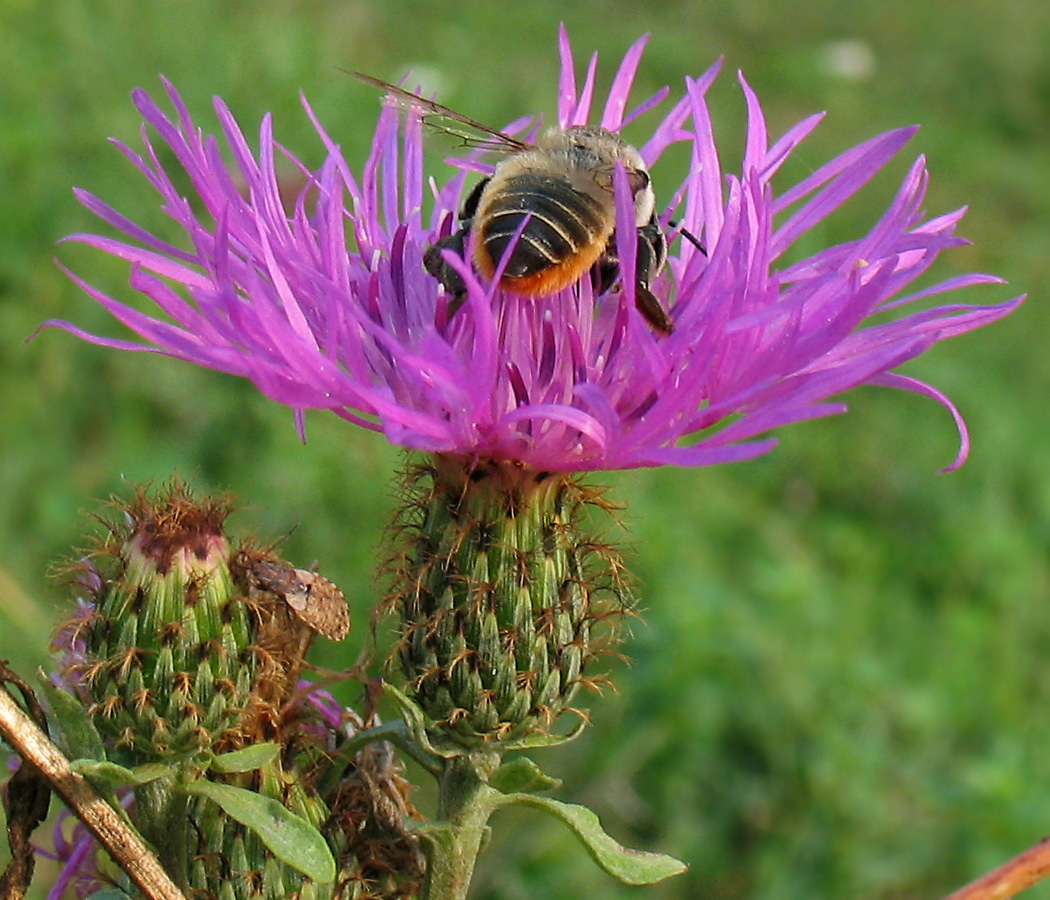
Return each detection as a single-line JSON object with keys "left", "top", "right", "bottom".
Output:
{"left": 474, "top": 173, "right": 610, "bottom": 295}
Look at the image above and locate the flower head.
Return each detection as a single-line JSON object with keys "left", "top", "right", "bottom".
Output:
{"left": 48, "top": 28, "right": 1021, "bottom": 471}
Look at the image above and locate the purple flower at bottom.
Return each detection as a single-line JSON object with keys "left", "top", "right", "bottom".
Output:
{"left": 38, "top": 797, "right": 135, "bottom": 900}
{"left": 48, "top": 27, "right": 1021, "bottom": 472}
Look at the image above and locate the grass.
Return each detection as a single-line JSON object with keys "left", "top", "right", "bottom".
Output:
{"left": 1, "top": 1, "right": 1047, "bottom": 898}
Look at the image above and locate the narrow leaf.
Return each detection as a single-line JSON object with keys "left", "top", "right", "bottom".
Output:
{"left": 84, "top": 889, "right": 136, "bottom": 900}
{"left": 210, "top": 742, "right": 281, "bottom": 773}
{"left": 37, "top": 675, "right": 106, "bottom": 762}
{"left": 383, "top": 682, "right": 429, "bottom": 737}
{"left": 488, "top": 757, "right": 561, "bottom": 794}
{"left": 183, "top": 781, "right": 336, "bottom": 883}
{"left": 499, "top": 719, "right": 587, "bottom": 752}
{"left": 382, "top": 681, "right": 458, "bottom": 759}
{"left": 503, "top": 794, "right": 687, "bottom": 885}
{"left": 70, "top": 759, "right": 174, "bottom": 787}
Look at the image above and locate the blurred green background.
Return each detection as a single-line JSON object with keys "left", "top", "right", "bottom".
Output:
{"left": 1, "top": 0, "right": 1047, "bottom": 897}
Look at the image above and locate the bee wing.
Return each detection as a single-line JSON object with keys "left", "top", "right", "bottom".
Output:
{"left": 348, "top": 71, "right": 532, "bottom": 153}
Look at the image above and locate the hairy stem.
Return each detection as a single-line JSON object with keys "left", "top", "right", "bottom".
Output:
{"left": 422, "top": 754, "right": 501, "bottom": 900}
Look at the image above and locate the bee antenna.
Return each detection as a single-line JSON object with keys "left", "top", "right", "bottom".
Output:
{"left": 668, "top": 220, "right": 707, "bottom": 256}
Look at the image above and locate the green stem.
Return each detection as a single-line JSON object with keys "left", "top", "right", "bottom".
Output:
{"left": 422, "top": 754, "right": 501, "bottom": 900}
{"left": 134, "top": 777, "right": 192, "bottom": 894}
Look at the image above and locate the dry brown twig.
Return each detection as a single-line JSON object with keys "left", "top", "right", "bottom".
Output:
{"left": 0, "top": 667, "right": 50, "bottom": 900}
{"left": 0, "top": 672, "right": 187, "bottom": 900}
{"left": 944, "top": 837, "right": 1050, "bottom": 900}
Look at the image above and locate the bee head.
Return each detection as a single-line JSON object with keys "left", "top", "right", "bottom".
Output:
{"left": 541, "top": 126, "right": 657, "bottom": 227}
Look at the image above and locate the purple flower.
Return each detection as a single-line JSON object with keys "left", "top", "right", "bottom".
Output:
{"left": 38, "top": 799, "right": 134, "bottom": 900}
{"left": 48, "top": 27, "right": 1021, "bottom": 471}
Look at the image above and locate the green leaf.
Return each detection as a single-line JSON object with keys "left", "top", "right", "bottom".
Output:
{"left": 131, "top": 762, "right": 176, "bottom": 783}
{"left": 209, "top": 742, "right": 280, "bottom": 773}
{"left": 84, "top": 889, "right": 135, "bottom": 900}
{"left": 488, "top": 757, "right": 561, "bottom": 794}
{"left": 382, "top": 681, "right": 458, "bottom": 759}
{"left": 183, "top": 780, "right": 336, "bottom": 884}
{"left": 70, "top": 760, "right": 174, "bottom": 787}
{"left": 37, "top": 675, "right": 106, "bottom": 762}
{"left": 501, "top": 794, "right": 687, "bottom": 885}
{"left": 498, "top": 719, "right": 587, "bottom": 752}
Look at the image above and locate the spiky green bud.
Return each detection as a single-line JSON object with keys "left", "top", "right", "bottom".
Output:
{"left": 388, "top": 456, "right": 629, "bottom": 747}
{"left": 55, "top": 485, "right": 354, "bottom": 761}
{"left": 66, "top": 485, "right": 256, "bottom": 759}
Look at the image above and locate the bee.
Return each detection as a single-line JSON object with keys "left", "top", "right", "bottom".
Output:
{"left": 353, "top": 73, "right": 682, "bottom": 335}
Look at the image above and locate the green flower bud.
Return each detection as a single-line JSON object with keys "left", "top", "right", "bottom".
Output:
{"left": 55, "top": 484, "right": 353, "bottom": 761}
{"left": 388, "top": 455, "right": 630, "bottom": 747}
{"left": 69, "top": 484, "right": 256, "bottom": 759}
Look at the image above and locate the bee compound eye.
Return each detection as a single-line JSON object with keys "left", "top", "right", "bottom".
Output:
{"left": 628, "top": 169, "right": 650, "bottom": 195}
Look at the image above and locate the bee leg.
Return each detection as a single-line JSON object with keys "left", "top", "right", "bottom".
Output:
{"left": 637, "top": 218, "right": 668, "bottom": 280}
{"left": 634, "top": 284, "right": 674, "bottom": 336}
{"left": 590, "top": 254, "right": 620, "bottom": 296}
{"left": 423, "top": 226, "right": 470, "bottom": 298}
{"left": 591, "top": 222, "right": 673, "bottom": 335}
{"left": 423, "top": 178, "right": 490, "bottom": 316}
{"left": 635, "top": 220, "right": 674, "bottom": 335}
{"left": 440, "top": 292, "right": 468, "bottom": 322}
